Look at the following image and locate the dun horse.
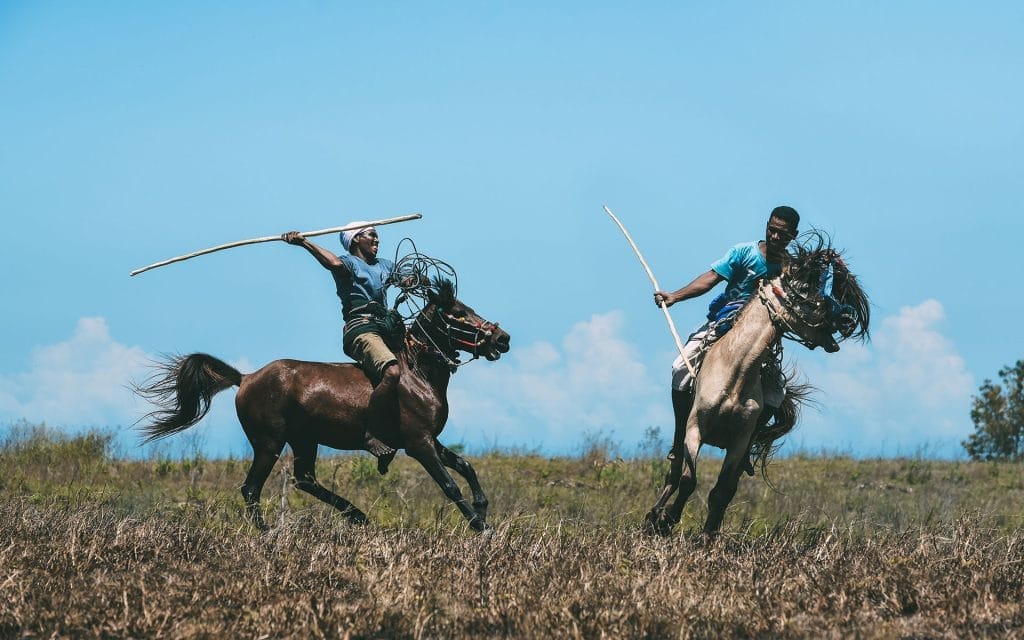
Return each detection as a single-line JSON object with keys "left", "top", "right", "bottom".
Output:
{"left": 646, "top": 234, "right": 870, "bottom": 537}
{"left": 136, "top": 280, "right": 510, "bottom": 532}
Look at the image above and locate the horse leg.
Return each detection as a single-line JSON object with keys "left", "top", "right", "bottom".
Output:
{"left": 658, "top": 425, "right": 702, "bottom": 536}
{"left": 703, "top": 443, "right": 748, "bottom": 538}
{"left": 645, "top": 389, "right": 693, "bottom": 533}
{"left": 366, "top": 363, "right": 400, "bottom": 474}
{"left": 436, "top": 440, "right": 488, "bottom": 521}
{"left": 290, "top": 440, "right": 368, "bottom": 525}
{"left": 406, "top": 438, "right": 486, "bottom": 532}
{"left": 241, "top": 445, "right": 284, "bottom": 532}
{"left": 740, "top": 408, "right": 774, "bottom": 477}
{"left": 645, "top": 438, "right": 685, "bottom": 532}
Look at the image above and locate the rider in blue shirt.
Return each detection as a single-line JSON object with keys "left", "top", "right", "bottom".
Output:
{"left": 654, "top": 205, "right": 800, "bottom": 475}
{"left": 283, "top": 222, "right": 404, "bottom": 473}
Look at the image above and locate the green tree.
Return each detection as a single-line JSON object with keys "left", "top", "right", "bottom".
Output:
{"left": 963, "top": 360, "right": 1024, "bottom": 461}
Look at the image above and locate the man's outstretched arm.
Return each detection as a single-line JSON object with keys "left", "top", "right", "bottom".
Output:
{"left": 653, "top": 270, "right": 724, "bottom": 308}
{"left": 282, "top": 231, "right": 348, "bottom": 272}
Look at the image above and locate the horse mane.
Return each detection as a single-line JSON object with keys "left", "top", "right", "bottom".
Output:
{"left": 786, "top": 230, "right": 871, "bottom": 341}
{"left": 430, "top": 277, "right": 457, "bottom": 308}
{"left": 747, "top": 231, "right": 871, "bottom": 476}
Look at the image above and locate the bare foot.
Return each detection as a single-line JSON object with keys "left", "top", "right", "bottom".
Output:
{"left": 377, "top": 450, "right": 396, "bottom": 475}
{"left": 366, "top": 435, "right": 396, "bottom": 464}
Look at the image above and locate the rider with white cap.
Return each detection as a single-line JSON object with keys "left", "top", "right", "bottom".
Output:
{"left": 282, "top": 222, "right": 404, "bottom": 472}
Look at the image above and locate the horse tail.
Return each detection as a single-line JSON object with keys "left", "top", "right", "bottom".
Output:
{"left": 134, "top": 353, "right": 243, "bottom": 443}
{"left": 750, "top": 368, "right": 816, "bottom": 476}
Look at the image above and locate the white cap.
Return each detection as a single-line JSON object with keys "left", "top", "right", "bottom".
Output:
{"left": 340, "top": 221, "right": 374, "bottom": 252}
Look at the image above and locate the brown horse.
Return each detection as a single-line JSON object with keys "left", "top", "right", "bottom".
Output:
{"left": 136, "top": 280, "right": 510, "bottom": 532}
{"left": 645, "top": 235, "right": 870, "bottom": 537}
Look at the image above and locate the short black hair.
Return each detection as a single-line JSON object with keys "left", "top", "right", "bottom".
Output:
{"left": 769, "top": 205, "right": 800, "bottom": 232}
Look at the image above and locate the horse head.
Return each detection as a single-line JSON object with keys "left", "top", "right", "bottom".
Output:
{"left": 412, "top": 278, "right": 511, "bottom": 363}
{"left": 767, "top": 232, "right": 871, "bottom": 353}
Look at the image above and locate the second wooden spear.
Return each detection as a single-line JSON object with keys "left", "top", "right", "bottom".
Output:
{"left": 603, "top": 205, "right": 697, "bottom": 378}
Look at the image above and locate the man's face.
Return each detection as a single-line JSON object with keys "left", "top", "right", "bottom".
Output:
{"left": 765, "top": 216, "right": 797, "bottom": 257}
{"left": 353, "top": 228, "right": 379, "bottom": 258}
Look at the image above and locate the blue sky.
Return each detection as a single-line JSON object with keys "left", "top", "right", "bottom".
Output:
{"left": 1, "top": 2, "right": 1021, "bottom": 458}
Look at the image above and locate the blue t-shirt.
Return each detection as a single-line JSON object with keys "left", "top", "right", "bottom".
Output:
{"left": 332, "top": 254, "right": 397, "bottom": 319}
{"left": 706, "top": 241, "right": 781, "bottom": 319}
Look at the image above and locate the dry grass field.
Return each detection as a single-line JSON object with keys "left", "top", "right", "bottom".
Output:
{"left": 2, "top": 425, "right": 1024, "bottom": 638}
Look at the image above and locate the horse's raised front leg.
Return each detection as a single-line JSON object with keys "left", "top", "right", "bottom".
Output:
{"left": 407, "top": 437, "right": 486, "bottom": 532}
{"left": 290, "top": 440, "right": 368, "bottom": 525}
{"left": 436, "top": 440, "right": 488, "bottom": 521}
{"left": 241, "top": 443, "right": 285, "bottom": 532}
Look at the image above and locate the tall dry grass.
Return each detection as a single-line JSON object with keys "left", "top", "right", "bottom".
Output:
{"left": 1, "top": 427, "right": 1023, "bottom": 637}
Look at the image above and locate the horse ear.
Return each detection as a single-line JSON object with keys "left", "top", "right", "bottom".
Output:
{"left": 426, "top": 287, "right": 440, "bottom": 306}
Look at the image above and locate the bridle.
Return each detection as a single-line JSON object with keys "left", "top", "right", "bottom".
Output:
{"left": 759, "top": 280, "right": 832, "bottom": 350}
{"left": 758, "top": 259, "right": 856, "bottom": 351}
{"left": 408, "top": 303, "right": 501, "bottom": 372}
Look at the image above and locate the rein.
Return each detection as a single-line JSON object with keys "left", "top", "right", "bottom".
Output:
{"left": 759, "top": 282, "right": 818, "bottom": 350}
{"left": 758, "top": 276, "right": 845, "bottom": 351}
{"left": 408, "top": 305, "right": 500, "bottom": 372}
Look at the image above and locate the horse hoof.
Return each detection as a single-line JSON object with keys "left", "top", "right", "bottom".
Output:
{"left": 643, "top": 511, "right": 673, "bottom": 537}
{"left": 248, "top": 512, "right": 271, "bottom": 533}
{"left": 642, "top": 511, "right": 658, "bottom": 533}
{"left": 469, "top": 517, "right": 488, "bottom": 533}
{"left": 343, "top": 508, "right": 369, "bottom": 525}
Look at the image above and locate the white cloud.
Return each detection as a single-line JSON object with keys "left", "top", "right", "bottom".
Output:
{"left": 0, "top": 318, "right": 251, "bottom": 456}
{"left": 0, "top": 317, "right": 149, "bottom": 427}
{"left": 446, "top": 311, "right": 672, "bottom": 453}
{"left": 795, "top": 299, "right": 974, "bottom": 456}
{"left": 1, "top": 303, "right": 977, "bottom": 459}
{"left": 448, "top": 301, "right": 976, "bottom": 458}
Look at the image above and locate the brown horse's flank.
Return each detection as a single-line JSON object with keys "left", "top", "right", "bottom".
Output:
{"left": 135, "top": 280, "right": 510, "bottom": 532}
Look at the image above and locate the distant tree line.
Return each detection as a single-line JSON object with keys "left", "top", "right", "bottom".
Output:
{"left": 963, "top": 360, "right": 1024, "bottom": 461}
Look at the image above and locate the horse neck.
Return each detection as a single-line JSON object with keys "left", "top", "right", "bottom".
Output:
{"left": 702, "top": 292, "right": 780, "bottom": 382}
{"left": 401, "top": 337, "right": 453, "bottom": 393}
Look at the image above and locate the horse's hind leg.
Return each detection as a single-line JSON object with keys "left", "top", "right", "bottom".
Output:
{"left": 703, "top": 445, "right": 747, "bottom": 538}
{"left": 241, "top": 444, "right": 284, "bottom": 532}
{"left": 290, "top": 440, "right": 368, "bottom": 525}
{"left": 436, "top": 440, "right": 488, "bottom": 521}
{"left": 407, "top": 438, "right": 486, "bottom": 532}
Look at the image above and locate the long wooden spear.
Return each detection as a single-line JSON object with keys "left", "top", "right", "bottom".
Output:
{"left": 603, "top": 205, "right": 697, "bottom": 378}
{"left": 130, "top": 213, "right": 422, "bottom": 276}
